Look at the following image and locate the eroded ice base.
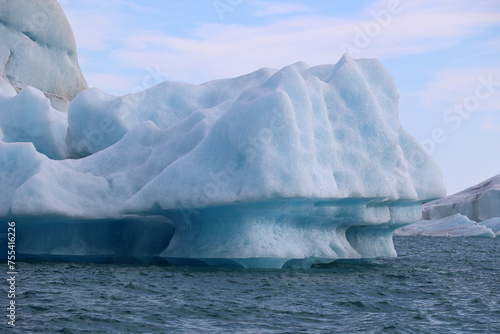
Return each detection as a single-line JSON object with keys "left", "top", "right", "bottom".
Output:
{"left": 156, "top": 199, "right": 421, "bottom": 268}
{"left": 2, "top": 200, "right": 421, "bottom": 268}
{"left": 1, "top": 216, "right": 174, "bottom": 263}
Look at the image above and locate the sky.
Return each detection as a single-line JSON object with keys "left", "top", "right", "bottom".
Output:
{"left": 57, "top": 0, "right": 500, "bottom": 195}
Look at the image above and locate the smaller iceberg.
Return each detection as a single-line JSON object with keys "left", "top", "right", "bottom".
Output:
{"left": 480, "top": 218, "right": 500, "bottom": 236}
{"left": 395, "top": 214, "right": 496, "bottom": 238}
{"left": 397, "top": 174, "right": 500, "bottom": 238}
{"left": 422, "top": 174, "right": 500, "bottom": 222}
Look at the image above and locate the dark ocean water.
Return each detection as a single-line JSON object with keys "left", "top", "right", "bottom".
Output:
{"left": 3, "top": 237, "right": 500, "bottom": 333}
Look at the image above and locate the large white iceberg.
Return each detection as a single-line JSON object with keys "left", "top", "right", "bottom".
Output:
{"left": 0, "top": 1, "right": 447, "bottom": 268}
{"left": 0, "top": 55, "right": 446, "bottom": 267}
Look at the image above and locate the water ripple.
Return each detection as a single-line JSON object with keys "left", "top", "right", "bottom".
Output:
{"left": 4, "top": 237, "right": 500, "bottom": 333}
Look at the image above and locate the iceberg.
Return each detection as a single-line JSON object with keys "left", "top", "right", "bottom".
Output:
{"left": 0, "top": 1, "right": 447, "bottom": 268}
{"left": 395, "top": 214, "right": 495, "bottom": 238}
{"left": 480, "top": 218, "right": 500, "bottom": 236}
{"left": 423, "top": 174, "right": 500, "bottom": 222}
{"left": 0, "top": 55, "right": 446, "bottom": 267}
{"left": 396, "top": 175, "right": 500, "bottom": 238}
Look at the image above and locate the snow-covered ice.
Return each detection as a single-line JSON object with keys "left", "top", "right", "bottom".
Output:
{"left": 66, "top": 68, "right": 276, "bottom": 158}
{"left": 0, "top": 1, "right": 447, "bottom": 267}
{"left": 0, "top": 0, "right": 87, "bottom": 109}
{"left": 0, "top": 78, "right": 68, "bottom": 159}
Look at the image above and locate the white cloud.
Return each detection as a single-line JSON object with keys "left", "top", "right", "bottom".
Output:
{"left": 83, "top": 73, "right": 138, "bottom": 95}
{"left": 59, "top": 0, "right": 159, "bottom": 52}
{"left": 343, "top": 10, "right": 500, "bottom": 59}
{"left": 65, "top": 9, "right": 119, "bottom": 51}
{"left": 61, "top": 0, "right": 500, "bottom": 92}
{"left": 483, "top": 119, "right": 500, "bottom": 131}
{"left": 250, "top": 1, "right": 310, "bottom": 17}
{"left": 416, "top": 68, "right": 500, "bottom": 111}
{"left": 104, "top": 16, "right": 342, "bottom": 84}
{"left": 108, "top": 3, "right": 500, "bottom": 86}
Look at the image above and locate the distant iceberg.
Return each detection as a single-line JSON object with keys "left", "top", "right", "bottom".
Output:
{"left": 396, "top": 175, "right": 500, "bottom": 238}
{"left": 422, "top": 174, "right": 500, "bottom": 222}
{"left": 0, "top": 1, "right": 446, "bottom": 268}
{"left": 395, "top": 214, "right": 496, "bottom": 238}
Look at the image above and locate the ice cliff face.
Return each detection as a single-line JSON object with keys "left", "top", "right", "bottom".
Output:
{"left": 0, "top": 0, "right": 88, "bottom": 109}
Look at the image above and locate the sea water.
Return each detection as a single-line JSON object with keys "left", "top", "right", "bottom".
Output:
{"left": 3, "top": 237, "right": 499, "bottom": 333}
